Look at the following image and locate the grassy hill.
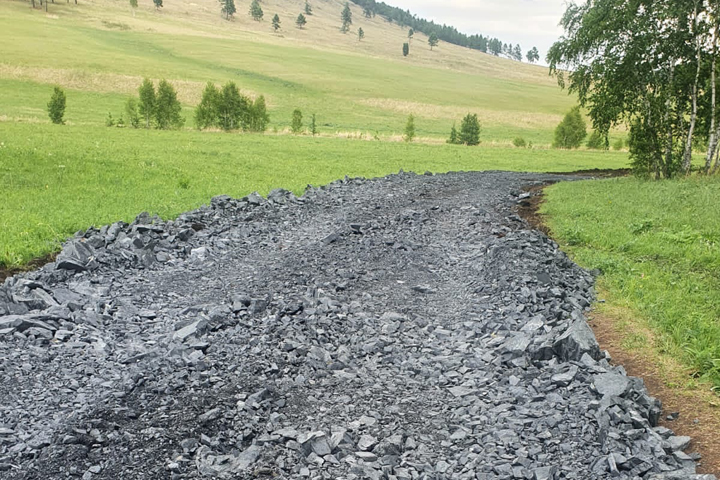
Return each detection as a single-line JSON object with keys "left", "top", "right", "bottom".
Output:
{"left": 0, "top": 0, "right": 579, "bottom": 142}
{"left": 0, "top": 0, "right": 632, "bottom": 267}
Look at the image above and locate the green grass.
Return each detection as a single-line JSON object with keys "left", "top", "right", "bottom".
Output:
{"left": 542, "top": 177, "right": 720, "bottom": 387}
{"left": 0, "top": 122, "right": 630, "bottom": 267}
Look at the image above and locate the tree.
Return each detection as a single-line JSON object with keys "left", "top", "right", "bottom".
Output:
{"left": 526, "top": 46, "right": 539, "bottom": 64}
{"left": 220, "top": 0, "right": 236, "bottom": 19}
{"left": 447, "top": 123, "right": 459, "bottom": 144}
{"left": 459, "top": 113, "right": 480, "bottom": 146}
{"left": 403, "top": 114, "right": 415, "bottom": 142}
{"left": 310, "top": 113, "right": 317, "bottom": 136}
{"left": 304, "top": 0, "right": 312, "bottom": 15}
{"left": 138, "top": 78, "right": 156, "bottom": 129}
{"left": 291, "top": 109, "right": 303, "bottom": 134}
{"left": 249, "top": 0, "right": 263, "bottom": 21}
{"left": 363, "top": 6, "right": 373, "bottom": 18}
{"left": 296, "top": 13, "right": 307, "bottom": 29}
{"left": 402, "top": 42, "right": 409, "bottom": 57}
{"left": 217, "top": 82, "right": 250, "bottom": 131}
{"left": 408, "top": 28, "right": 414, "bottom": 42}
{"left": 249, "top": 95, "right": 269, "bottom": 132}
{"left": 341, "top": 2, "right": 352, "bottom": 33}
{"left": 552, "top": 106, "right": 586, "bottom": 149}
{"left": 153, "top": 0, "right": 162, "bottom": 9}
{"left": 547, "top": 0, "right": 713, "bottom": 177}
{"left": 129, "top": 0, "right": 137, "bottom": 16}
{"left": 194, "top": 82, "right": 221, "bottom": 129}
{"left": 125, "top": 98, "right": 140, "bottom": 128}
{"left": 428, "top": 32, "right": 439, "bottom": 50}
{"left": 155, "top": 79, "right": 184, "bottom": 130}
{"left": 586, "top": 130, "right": 607, "bottom": 150}
{"left": 513, "top": 44, "right": 523, "bottom": 61}
{"left": 272, "top": 14, "right": 281, "bottom": 31}
{"left": 358, "top": 27, "right": 364, "bottom": 41}
{"left": 47, "top": 87, "right": 66, "bottom": 125}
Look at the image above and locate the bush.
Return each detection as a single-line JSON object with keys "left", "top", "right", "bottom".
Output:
{"left": 459, "top": 113, "right": 480, "bottom": 146}
{"left": 125, "top": 98, "right": 140, "bottom": 128}
{"left": 403, "top": 42, "right": 409, "bottom": 57}
{"left": 447, "top": 123, "right": 459, "bottom": 144}
{"left": 586, "top": 130, "right": 606, "bottom": 149}
{"left": 512, "top": 137, "right": 526, "bottom": 148}
{"left": 291, "top": 109, "right": 303, "bottom": 134}
{"left": 612, "top": 137, "right": 625, "bottom": 151}
{"left": 47, "top": 87, "right": 66, "bottom": 125}
{"left": 553, "top": 106, "right": 586, "bottom": 149}
{"left": 105, "top": 112, "right": 116, "bottom": 127}
{"left": 403, "top": 114, "right": 415, "bottom": 142}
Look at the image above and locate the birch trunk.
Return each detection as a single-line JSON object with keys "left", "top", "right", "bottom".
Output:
{"left": 682, "top": 5, "right": 702, "bottom": 174}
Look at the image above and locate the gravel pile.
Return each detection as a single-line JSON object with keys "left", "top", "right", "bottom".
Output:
{"left": 0, "top": 171, "right": 714, "bottom": 480}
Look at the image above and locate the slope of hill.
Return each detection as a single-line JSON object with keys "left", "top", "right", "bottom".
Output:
{"left": 0, "top": 0, "right": 575, "bottom": 141}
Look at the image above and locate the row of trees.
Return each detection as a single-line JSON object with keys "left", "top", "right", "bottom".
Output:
{"left": 348, "top": 0, "right": 538, "bottom": 62}
{"left": 549, "top": 0, "right": 720, "bottom": 177}
{"left": 195, "top": 82, "right": 268, "bottom": 132}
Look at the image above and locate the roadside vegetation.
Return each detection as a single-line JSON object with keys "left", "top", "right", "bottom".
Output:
{"left": 543, "top": 177, "right": 720, "bottom": 388}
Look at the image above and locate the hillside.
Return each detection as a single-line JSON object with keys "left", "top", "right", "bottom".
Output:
{"left": 0, "top": 0, "right": 575, "bottom": 142}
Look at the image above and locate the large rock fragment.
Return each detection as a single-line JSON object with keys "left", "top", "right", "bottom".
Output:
{"left": 553, "top": 317, "right": 601, "bottom": 361}
{"left": 56, "top": 240, "right": 96, "bottom": 272}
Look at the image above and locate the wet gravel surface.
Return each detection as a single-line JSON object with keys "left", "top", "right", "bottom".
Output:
{"left": 0, "top": 171, "right": 715, "bottom": 480}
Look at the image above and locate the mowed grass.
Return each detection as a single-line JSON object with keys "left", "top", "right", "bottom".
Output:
{"left": 0, "top": 122, "right": 630, "bottom": 267}
{"left": 542, "top": 177, "right": 720, "bottom": 387}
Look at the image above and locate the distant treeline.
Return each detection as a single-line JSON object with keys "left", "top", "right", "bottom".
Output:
{"left": 350, "top": 0, "right": 517, "bottom": 58}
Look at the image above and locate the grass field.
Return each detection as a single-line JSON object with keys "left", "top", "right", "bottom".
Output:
{"left": 0, "top": 0, "right": 584, "bottom": 143}
{"left": 0, "top": 122, "right": 630, "bottom": 267}
{"left": 543, "top": 177, "right": 720, "bottom": 387}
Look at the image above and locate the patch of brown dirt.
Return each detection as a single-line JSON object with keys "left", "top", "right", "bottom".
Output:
{"left": 0, "top": 252, "right": 57, "bottom": 284}
{"left": 589, "top": 310, "right": 720, "bottom": 476}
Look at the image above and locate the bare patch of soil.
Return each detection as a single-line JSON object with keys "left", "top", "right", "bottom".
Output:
{"left": 0, "top": 252, "right": 57, "bottom": 284}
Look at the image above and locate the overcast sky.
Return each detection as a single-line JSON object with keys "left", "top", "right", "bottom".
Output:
{"left": 386, "top": 0, "right": 569, "bottom": 62}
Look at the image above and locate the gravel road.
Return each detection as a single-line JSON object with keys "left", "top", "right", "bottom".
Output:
{"left": 0, "top": 171, "right": 715, "bottom": 480}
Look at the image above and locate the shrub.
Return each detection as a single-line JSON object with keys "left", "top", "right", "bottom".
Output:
{"left": 47, "top": 87, "right": 66, "bottom": 125}
{"left": 513, "top": 137, "right": 526, "bottom": 148}
{"left": 105, "top": 112, "right": 116, "bottom": 127}
{"left": 403, "top": 42, "right": 409, "bottom": 57}
{"left": 586, "top": 130, "right": 606, "bottom": 149}
{"left": 403, "top": 114, "right": 415, "bottom": 142}
{"left": 612, "top": 137, "right": 625, "bottom": 151}
{"left": 310, "top": 113, "right": 317, "bottom": 136}
{"left": 459, "top": 113, "right": 480, "bottom": 146}
{"left": 553, "top": 106, "right": 586, "bottom": 149}
{"left": 125, "top": 98, "right": 140, "bottom": 128}
{"left": 447, "top": 123, "right": 459, "bottom": 144}
{"left": 291, "top": 109, "right": 303, "bottom": 134}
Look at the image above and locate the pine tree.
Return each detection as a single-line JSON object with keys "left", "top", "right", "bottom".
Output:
{"left": 194, "top": 82, "right": 221, "bottom": 129}
{"left": 428, "top": 32, "right": 439, "bottom": 51}
{"left": 249, "top": 95, "right": 270, "bottom": 132}
{"left": 47, "top": 87, "right": 66, "bottom": 125}
{"left": 459, "top": 114, "right": 480, "bottom": 146}
{"left": 138, "top": 78, "right": 156, "bottom": 129}
{"left": 296, "top": 13, "right": 307, "bottom": 29}
{"left": 513, "top": 44, "right": 523, "bottom": 61}
{"left": 304, "top": 0, "right": 312, "bottom": 15}
{"left": 402, "top": 42, "right": 409, "bottom": 57}
{"left": 403, "top": 115, "right": 415, "bottom": 142}
{"left": 358, "top": 27, "right": 364, "bottom": 41}
{"left": 220, "top": 0, "right": 236, "bottom": 19}
{"left": 153, "top": 0, "right": 162, "bottom": 9}
{"left": 310, "top": 113, "right": 317, "bottom": 136}
{"left": 291, "top": 109, "right": 303, "bottom": 134}
{"left": 363, "top": 6, "right": 372, "bottom": 18}
{"left": 408, "top": 28, "right": 414, "bottom": 42}
{"left": 340, "top": 2, "right": 352, "bottom": 33}
{"left": 272, "top": 14, "right": 281, "bottom": 31}
{"left": 526, "top": 47, "right": 539, "bottom": 64}
{"left": 249, "top": 0, "right": 263, "bottom": 21}
{"left": 155, "top": 79, "right": 184, "bottom": 130}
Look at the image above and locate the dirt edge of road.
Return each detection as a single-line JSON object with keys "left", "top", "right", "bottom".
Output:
{"left": 517, "top": 177, "right": 720, "bottom": 477}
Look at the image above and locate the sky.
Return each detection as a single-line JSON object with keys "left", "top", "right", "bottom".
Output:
{"left": 385, "top": 0, "right": 569, "bottom": 63}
